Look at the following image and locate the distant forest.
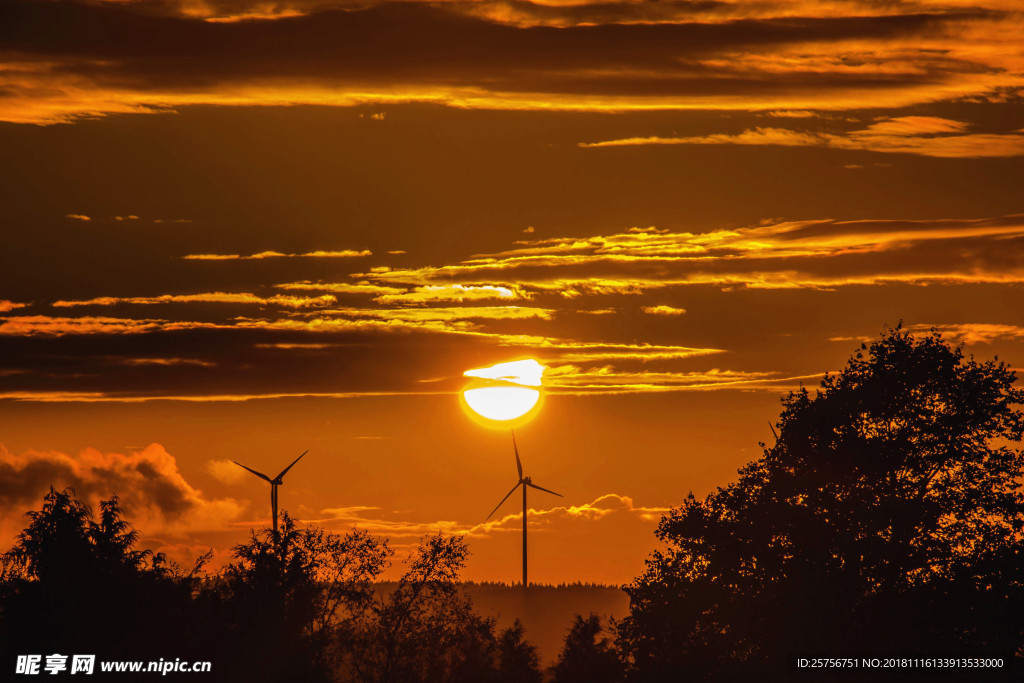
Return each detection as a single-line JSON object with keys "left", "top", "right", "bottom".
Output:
{"left": 2, "top": 327, "right": 1022, "bottom": 681}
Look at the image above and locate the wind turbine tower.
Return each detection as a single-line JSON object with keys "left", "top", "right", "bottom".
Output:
{"left": 486, "top": 431, "right": 562, "bottom": 587}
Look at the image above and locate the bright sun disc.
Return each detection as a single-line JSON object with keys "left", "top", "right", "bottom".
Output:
{"left": 463, "top": 386, "right": 541, "bottom": 421}
{"left": 461, "top": 359, "right": 545, "bottom": 425}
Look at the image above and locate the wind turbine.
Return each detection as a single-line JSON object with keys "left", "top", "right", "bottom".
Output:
{"left": 234, "top": 451, "right": 308, "bottom": 536}
{"left": 486, "top": 431, "right": 562, "bottom": 588}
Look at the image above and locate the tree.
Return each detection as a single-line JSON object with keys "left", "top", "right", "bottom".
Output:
{"left": 496, "top": 620, "right": 543, "bottom": 683}
{"left": 550, "top": 614, "right": 622, "bottom": 683}
{"left": 339, "top": 533, "right": 542, "bottom": 683}
{"left": 618, "top": 326, "right": 1024, "bottom": 681}
{"left": 0, "top": 488, "right": 206, "bottom": 662}
{"left": 221, "top": 513, "right": 391, "bottom": 682}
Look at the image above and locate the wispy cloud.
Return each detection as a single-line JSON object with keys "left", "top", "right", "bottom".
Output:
{"left": 2, "top": 1, "right": 1022, "bottom": 124}
{"left": 0, "top": 300, "right": 28, "bottom": 313}
{"left": 311, "top": 492, "right": 669, "bottom": 541}
{"left": 52, "top": 292, "right": 337, "bottom": 308}
{"left": 183, "top": 249, "right": 371, "bottom": 260}
{"left": 373, "top": 284, "right": 530, "bottom": 304}
{"left": 115, "top": 357, "right": 216, "bottom": 367}
{"left": 641, "top": 305, "right": 686, "bottom": 316}
{"left": 544, "top": 364, "right": 822, "bottom": 395}
{"left": 275, "top": 281, "right": 404, "bottom": 297}
{"left": 64, "top": 213, "right": 91, "bottom": 221}
{"left": 579, "top": 117, "right": 1024, "bottom": 158}
{"left": 907, "top": 323, "right": 1024, "bottom": 345}
{"left": 357, "top": 214, "right": 1024, "bottom": 293}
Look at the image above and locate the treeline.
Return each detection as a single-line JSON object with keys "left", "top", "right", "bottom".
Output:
{"left": 0, "top": 491, "right": 548, "bottom": 682}
{"left": 3, "top": 327, "right": 1024, "bottom": 681}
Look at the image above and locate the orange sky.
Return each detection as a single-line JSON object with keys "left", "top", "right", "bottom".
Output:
{"left": 1, "top": 0, "right": 1022, "bottom": 585}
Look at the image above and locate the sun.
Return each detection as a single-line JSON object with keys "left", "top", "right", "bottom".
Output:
{"left": 461, "top": 359, "right": 545, "bottom": 427}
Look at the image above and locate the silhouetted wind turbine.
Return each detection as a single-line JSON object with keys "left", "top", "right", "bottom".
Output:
{"left": 234, "top": 451, "right": 308, "bottom": 536}
{"left": 485, "top": 431, "right": 561, "bottom": 588}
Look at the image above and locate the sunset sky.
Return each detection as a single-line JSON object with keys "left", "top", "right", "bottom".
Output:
{"left": 1, "top": 0, "right": 1022, "bottom": 585}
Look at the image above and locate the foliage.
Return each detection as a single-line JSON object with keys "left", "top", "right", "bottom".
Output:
{"left": 338, "top": 533, "right": 543, "bottom": 683}
{"left": 550, "top": 614, "right": 623, "bottom": 683}
{"left": 0, "top": 491, "right": 546, "bottom": 682}
{"left": 619, "top": 326, "right": 1024, "bottom": 681}
{"left": 495, "top": 620, "right": 543, "bottom": 683}
{"left": 0, "top": 488, "right": 204, "bottom": 661}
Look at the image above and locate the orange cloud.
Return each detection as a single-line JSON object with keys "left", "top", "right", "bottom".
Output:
{"left": 3, "top": 1, "right": 1022, "bottom": 124}
{"left": 318, "top": 305, "right": 554, "bottom": 322}
{"left": 115, "top": 357, "right": 216, "bottom": 367}
{"left": 0, "top": 443, "right": 245, "bottom": 541}
{"left": 373, "top": 284, "right": 530, "bottom": 304}
{"left": 580, "top": 118, "right": 1024, "bottom": 158}
{"left": 907, "top": 323, "right": 1024, "bottom": 345}
{"left": 0, "top": 300, "right": 28, "bottom": 313}
{"left": 51, "top": 292, "right": 338, "bottom": 308}
{"left": 309, "top": 492, "right": 670, "bottom": 583}
{"left": 543, "top": 364, "right": 821, "bottom": 395}
{"left": 357, "top": 214, "right": 1024, "bottom": 294}
{"left": 641, "top": 305, "right": 686, "bottom": 316}
{"left": 275, "top": 281, "right": 404, "bottom": 296}
{"left": 183, "top": 249, "right": 371, "bottom": 260}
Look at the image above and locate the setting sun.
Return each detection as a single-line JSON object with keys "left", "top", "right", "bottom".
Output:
{"left": 461, "top": 359, "right": 545, "bottom": 425}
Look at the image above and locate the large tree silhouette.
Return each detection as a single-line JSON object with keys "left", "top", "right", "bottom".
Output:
{"left": 338, "top": 533, "right": 542, "bottom": 683}
{"left": 550, "top": 614, "right": 622, "bottom": 683}
{"left": 218, "top": 513, "right": 392, "bottom": 682}
{"left": 619, "top": 326, "right": 1024, "bottom": 681}
{"left": 0, "top": 488, "right": 208, "bottom": 666}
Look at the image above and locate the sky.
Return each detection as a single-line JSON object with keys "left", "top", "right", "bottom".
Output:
{"left": 1, "top": 0, "right": 1022, "bottom": 585}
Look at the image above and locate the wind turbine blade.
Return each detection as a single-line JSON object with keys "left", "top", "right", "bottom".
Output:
{"left": 233, "top": 461, "right": 272, "bottom": 482}
{"left": 526, "top": 482, "right": 563, "bottom": 497}
{"left": 486, "top": 482, "right": 522, "bottom": 520}
{"left": 768, "top": 421, "right": 780, "bottom": 441}
{"left": 511, "top": 430, "right": 523, "bottom": 479}
{"left": 275, "top": 450, "right": 308, "bottom": 481}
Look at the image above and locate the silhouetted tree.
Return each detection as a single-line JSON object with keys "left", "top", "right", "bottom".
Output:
{"left": 550, "top": 614, "right": 622, "bottom": 683}
{"left": 0, "top": 488, "right": 208, "bottom": 666}
{"left": 619, "top": 326, "right": 1024, "bottom": 681}
{"left": 221, "top": 513, "right": 391, "bottom": 682}
{"left": 495, "top": 620, "right": 543, "bottom": 683}
{"left": 339, "top": 533, "right": 542, "bottom": 683}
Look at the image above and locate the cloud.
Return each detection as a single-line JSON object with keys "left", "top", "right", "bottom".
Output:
{"left": 0, "top": 300, "right": 28, "bottom": 313}
{"left": 907, "top": 323, "right": 1024, "bottom": 345}
{"left": 1, "top": 1, "right": 1021, "bottom": 124}
{"left": 309, "top": 492, "right": 670, "bottom": 583}
{"left": 183, "top": 249, "right": 371, "bottom": 260}
{"left": 579, "top": 117, "right": 1024, "bottom": 158}
{"left": 0, "top": 390, "right": 447, "bottom": 403}
{"left": 641, "top": 305, "right": 686, "bottom": 316}
{"left": 115, "top": 357, "right": 216, "bottom": 367}
{"left": 543, "top": 364, "right": 821, "bottom": 394}
{"left": 319, "top": 305, "right": 554, "bottom": 322}
{"left": 64, "top": 213, "right": 91, "bottom": 221}
{"left": 470, "top": 494, "right": 671, "bottom": 535}
{"left": 204, "top": 459, "right": 249, "bottom": 485}
{"left": 373, "top": 284, "right": 530, "bottom": 304}
{"left": 357, "top": 214, "right": 1024, "bottom": 294}
{"left": 311, "top": 491, "right": 667, "bottom": 540}
{"left": 276, "top": 281, "right": 404, "bottom": 296}
{"left": 51, "top": 292, "right": 338, "bottom": 308}
{"left": 0, "top": 443, "right": 245, "bottom": 540}
{"left": 0, "top": 316, "right": 184, "bottom": 336}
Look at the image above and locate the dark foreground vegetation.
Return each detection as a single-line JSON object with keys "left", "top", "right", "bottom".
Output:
{"left": 2, "top": 326, "right": 1023, "bottom": 681}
